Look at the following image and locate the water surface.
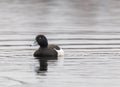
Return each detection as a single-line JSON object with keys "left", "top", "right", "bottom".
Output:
{"left": 0, "top": 0, "right": 120, "bottom": 87}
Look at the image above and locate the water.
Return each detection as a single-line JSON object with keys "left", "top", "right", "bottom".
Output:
{"left": 0, "top": 0, "right": 120, "bottom": 87}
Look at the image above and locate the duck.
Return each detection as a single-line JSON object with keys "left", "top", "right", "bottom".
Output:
{"left": 32, "top": 34, "right": 64, "bottom": 58}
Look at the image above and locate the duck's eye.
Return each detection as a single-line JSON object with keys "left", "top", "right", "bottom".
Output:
{"left": 38, "top": 37, "right": 41, "bottom": 40}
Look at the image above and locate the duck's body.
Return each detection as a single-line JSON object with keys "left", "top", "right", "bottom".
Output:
{"left": 33, "top": 35, "right": 64, "bottom": 58}
{"left": 34, "top": 45, "right": 58, "bottom": 57}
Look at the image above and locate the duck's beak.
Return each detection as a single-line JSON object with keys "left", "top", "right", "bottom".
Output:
{"left": 30, "top": 40, "right": 38, "bottom": 46}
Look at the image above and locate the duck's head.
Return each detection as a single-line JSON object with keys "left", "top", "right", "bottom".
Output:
{"left": 33, "top": 35, "right": 48, "bottom": 48}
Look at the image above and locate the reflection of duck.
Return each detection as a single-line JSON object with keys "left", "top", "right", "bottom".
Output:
{"left": 33, "top": 34, "right": 64, "bottom": 58}
{"left": 38, "top": 58, "right": 48, "bottom": 71}
{"left": 36, "top": 57, "right": 58, "bottom": 73}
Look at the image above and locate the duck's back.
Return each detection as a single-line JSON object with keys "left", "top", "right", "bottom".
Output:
{"left": 48, "top": 45, "right": 60, "bottom": 50}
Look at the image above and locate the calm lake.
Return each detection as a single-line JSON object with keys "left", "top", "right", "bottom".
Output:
{"left": 0, "top": 0, "right": 120, "bottom": 87}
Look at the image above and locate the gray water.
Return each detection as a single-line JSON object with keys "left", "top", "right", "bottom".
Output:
{"left": 0, "top": 0, "right": 120, "bottom": 87}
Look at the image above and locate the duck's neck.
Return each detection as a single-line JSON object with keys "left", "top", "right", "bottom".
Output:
{"left": 39, "top": 40, "right": 48, "bottom": 48}
{"left": 40, "top": 46, "right": 48, "bottom": 48}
